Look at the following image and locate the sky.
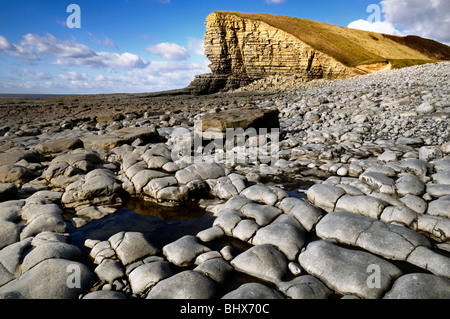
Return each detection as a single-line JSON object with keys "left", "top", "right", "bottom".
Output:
{"left": 0, "top": 0, "right": 449, "bottom": 95}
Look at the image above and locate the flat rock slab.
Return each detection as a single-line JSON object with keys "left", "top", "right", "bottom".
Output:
{"left": 146, "top": 270, "right": 217, "bottom": 299}
{"left": 384, "top": 273, "right": 450, "bottom": 299}
{"left": 82, "top": 126, "right": 159, "bottom": 153}
{"left": 196, "top": 107, "right": 280, "bottom": 139}
{"left": 298, "top": 240, "right": 402, "bottom": 299}
{"left": 316, "top": 212, "right": 431, "bottom": 261}
{"left": 35, "top": 138, "right": 84, "bottom": 156}
{"left": 230, "top": 244, "right": 288, "bottom": 284}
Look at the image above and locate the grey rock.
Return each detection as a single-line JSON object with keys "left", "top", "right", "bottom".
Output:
{"left": 194, "top": 258, "right": 233, "bottom": 284}
{"left": 20, "top": 213, "right": 67, "bottom": 240}
{"left": 335, "top": 195, "right": 387, "bottom": 219}
{"left": 175, "top": 163, "right": 226, "bottom": 185}
{"left": 146, "top": 270, "right": 217, "bottom": 299}
{"left": 240, "top": 203, "right": 282, "bottom": 227}
{"left": 196, "top": 226, "right": 225, "bottom": 242}
{"left": 222, "top": 283, "right": 284, "bottom": 299}
{"left": 307, "top": 184, "right": 345, "bottom": 213}
{"left": 0, "top": 238, "right": 32, "bottom": 278}
{"left": 231, "top": 244, "right": 288, "bottom": 284}
{"left": 240, "top": 185, "right": 279, "bottom": 206}
{"left": 298, "top": 240, "right": 402, "bottom": 299}
{"left": 129, "top": 261, "right": 173, "bottom": 295}
{"left": 162, "top": 235, "right": 210, "bottom": 267}
{"left": 232, "top": 219, "right": 260, "bottom": 242}
{"left": 316, "top": 212, "right": 431, "bottom": 261}
{"left": 377, "top": 150, "right": 398, "bottom": 163}
{"left": 94, "top": 259, "right": 125, "bottom": 283}
{"left": 427, "top": 184, "right": 450, "bottom": 198}
{"left": 406, "top": 246, "right": 450, "bottom": 278}
{"left": 380, "top": 205, "right": 417, "bottom": 227}
{"left": 400, "top": 194, "right": 427, "bottom": 214}
{"left": 415, "top": 102, "right": 435, "bottom": 114}
{"left": 427, "top": 197, "right": 450, "bottom": 218}
{"left": 22, "top": 242, "right": 81, "bottom": 273}
{"left": 213, "top": 209, "right": 244, "bottom": 236}
{"left": 0, "top": 165, "right": 34, "bottom": 186}
{"left": 419, "top": 146, "right": 442, "bottom": 162}
{"left": 0, "top": 221, "right": 23, "bottom": 250}
{"left": 131, "top": 169, "right": 168, "bottom": 193}
{"left": 252, "top": 215, "right": 306, "bottom": 261}
{"left": 384, "top": 273, "right": 450, "bottom": 299}
{"left": 0, "top": 259, "right": 95, "bottom": 299}
{"left": 277, "top": 197, "right": 324, "bottom": 232}
{"left": 400, "top": 159, "right": 432, "bottom": 177}
{"left": 35, "top": 138, "right": 84, "bottom": 156}
{"left": 62, "top": 169, "right": 123, "bottom": 207}
{"left": 396, "top": 173, "right": 425, "bottom": 197}
{"left": 82, "top": 291, "right": 128, "bottom": 299}
{"left": 359, "top": 171, "right": 396, "bottom": 195}
{"left": 143, "top": 176, "right": 178, "bottom": 198}
{"left": 432, "top": 169, "right": 450, "bottom": 185}
{"left": 278, "top": 275, "right": 332, "bottom": 299}
{"left": 416, "top": 214, "right": 450, "bottom": 243}
{"left": 112, "top": 232, "right": 159, "bottom": 266}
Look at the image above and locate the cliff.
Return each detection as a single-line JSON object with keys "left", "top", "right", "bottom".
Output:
{"left": 188, "top": 11, "right": 450, "bottom": 95}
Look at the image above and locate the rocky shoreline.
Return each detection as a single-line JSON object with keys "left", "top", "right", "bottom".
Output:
{"left": 0, "top": 62, "right": 449, "bottom": 299}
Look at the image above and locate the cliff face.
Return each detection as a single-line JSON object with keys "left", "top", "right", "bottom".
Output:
{"left": 189, "top": 12, "right": 361, "bottom": 94}
{"left": 188, "top": 11, "right": 450, "bottom": 95}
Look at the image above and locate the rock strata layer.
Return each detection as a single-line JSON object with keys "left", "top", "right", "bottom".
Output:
{"left": 189, "top": 12, "right": 358, "bottom": 94}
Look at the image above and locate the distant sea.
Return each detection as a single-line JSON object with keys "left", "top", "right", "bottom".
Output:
{"left": 0, "top": 94, "right": 76, "bottom": 98}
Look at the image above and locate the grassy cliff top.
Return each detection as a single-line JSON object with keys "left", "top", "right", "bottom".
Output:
{"left": 213, "top": 11, "right": 450, "bottom": 68}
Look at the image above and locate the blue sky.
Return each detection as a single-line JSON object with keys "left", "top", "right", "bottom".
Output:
{"left": 0, "top": 0, "right": 448, "bottom": 94}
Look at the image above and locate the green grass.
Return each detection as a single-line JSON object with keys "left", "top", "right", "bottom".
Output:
{"left": 213, "top": 11, "right": 450, "bottom": 69}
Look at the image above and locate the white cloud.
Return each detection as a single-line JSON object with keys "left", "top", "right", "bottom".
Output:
{"left": 380, "top": 0, "right": 450, "bottom": 44}
{"left": 187, "top": 37, "right": 205, "bottom": 56}
{"left": 0, "top": 33, "right": 149, "bottom": 69}
{"left": 57, "top": 71, "right": 88, "bottom": 81}
{"left": 348, "top": 1, "right": 450, "bottom": 44}
{"left": 21, "top": 69, "right": 52, "bottom": 80}
{"left": 20, "top": 33, "right": 95, "bottom": 58}
{"left": 266, "top": 0, "right": 285, "bottom": 3}
{"left": 53, "top": 52, "right": 149, "bottom": 69}
{"left": 0, "top": 35, "right": 14, "bottom": 51}
{"left": 347, "top": 19, "right": 403, "bottom": 36}
{"left": 145, "top": 42, "right": 190, "bottom": 60}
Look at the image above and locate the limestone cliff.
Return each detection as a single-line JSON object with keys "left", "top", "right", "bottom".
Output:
{"left": 188, "top": 11, "right": 450, "bottom": 95}
{"left": 189, "top": 12, "right": 362, "bottom": 94}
